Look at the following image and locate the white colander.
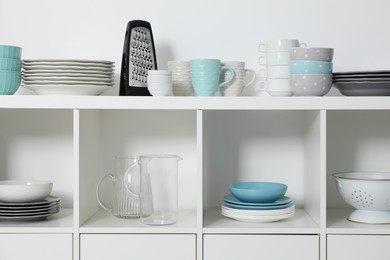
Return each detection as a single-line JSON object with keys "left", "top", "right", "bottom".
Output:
{"left": 333, "top": 171, "right": 390, "bottom": 224}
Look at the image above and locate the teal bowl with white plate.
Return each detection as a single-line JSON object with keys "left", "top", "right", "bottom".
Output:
{"left": 289, "top": 61, "right": 333, "bottom": 74}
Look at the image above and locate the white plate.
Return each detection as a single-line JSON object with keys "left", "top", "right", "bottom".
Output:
{"left": 0, "top": 204, "right": 59, "bottom": 213}
{"left": 23, "top": 62, "right": 114, "bottom": 68}
{"left": 22, "top": 84, "right": 111, "bottom": 95}
{"left": 0, "top": 195, "right": 60, "bottom": 206}
{"left": 0, "top": 207, "right": 60, "bottom": 216}
{"left": 23, "top": 59, "right": 114, "bottom": 64}
{"left": 221, "top": 210, "right": 295, "bottom": 223}
{"left": 22, "top": 70, "right": 114, "bottom": 75}
{"left": 0, "top": 201, "right": 60, "bottom": 210}
{"left": 22, "top": 80, "right": 114, "bottom": 86}
{"left": 221, "top": 204, "right": 295, "bottom": 216}
{"left": 23, "top": 65, "right": 114, "bottom": 72}
{"left": 22, "top": 73, "right": 114, "bottom": 79}
{"left": 0, "top": 210, "right": 60, "bottom": 221}
{"left": 333, "top": 81, "right": 390, "bottom": 96}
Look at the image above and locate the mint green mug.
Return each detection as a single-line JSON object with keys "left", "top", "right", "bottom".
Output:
{"left": 190, "top": 59, "right": 235, "bottom": 96}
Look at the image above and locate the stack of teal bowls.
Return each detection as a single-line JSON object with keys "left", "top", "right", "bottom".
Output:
{"left": 288, "top": 47, "right": 334, "bottom": 96}
{"left": 0, "top": 45, "right": 22, "bottom": 95}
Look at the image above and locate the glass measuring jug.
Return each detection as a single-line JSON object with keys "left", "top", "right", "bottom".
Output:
{"left": 126, "top": 154, "right": 182, "bottom": 225}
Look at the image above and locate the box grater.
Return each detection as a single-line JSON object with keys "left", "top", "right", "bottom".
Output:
{"left": 120, "top": 20, "right": 157, "bottom": 96}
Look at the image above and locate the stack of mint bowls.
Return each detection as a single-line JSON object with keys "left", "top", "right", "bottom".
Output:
{"left": 0, "top": 45, "right": 22, "bottom": 95}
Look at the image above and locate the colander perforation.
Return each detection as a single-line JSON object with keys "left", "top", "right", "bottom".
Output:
{"left": 350, "top": 190, "right": 374, "bottom": 208}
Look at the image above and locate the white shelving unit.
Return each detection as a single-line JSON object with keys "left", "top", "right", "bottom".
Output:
{"left": 1, "top": 95, "right": 390, "bottom": 260}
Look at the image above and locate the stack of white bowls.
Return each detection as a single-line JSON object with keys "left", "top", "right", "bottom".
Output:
{"left": 289, "top": 47, "right": 334, "bottom": 96}
{"left": 258, "top": 39, "right": 306, "bottom": 96}
{"left": 167, "top": 61, "right": 194, "bottom": 96}
{"left": 147, "top": 70, "right": 173, "bottom": 96}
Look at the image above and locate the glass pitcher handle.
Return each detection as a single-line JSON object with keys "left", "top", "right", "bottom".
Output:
{"left": 123, "top": 163, "right": 140, "bottom": 197}
{"left": 96, "top": 174, "right": 115, "bottom": 212}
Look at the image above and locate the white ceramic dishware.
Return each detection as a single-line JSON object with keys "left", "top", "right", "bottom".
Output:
{"left": 0, "top": 180, "right": 53, "bottom": 203}
{"left": 259, "top": 51, "right": 290, "bottom": 66}
{"left": 259, "top": 39, "right": 306, "bottom": 52}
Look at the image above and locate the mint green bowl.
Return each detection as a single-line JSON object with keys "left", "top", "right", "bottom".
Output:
{"left": 0, "top": 70, "right": 21, "bottom": 94}
{"left": 0, "top": 58, "right": 21, "bottom": 70}
{"left": 0, "top": 45, "right": 22, "bottom": 59}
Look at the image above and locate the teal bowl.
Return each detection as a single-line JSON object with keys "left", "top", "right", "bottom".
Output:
{"left": 0, "top": 45, "right": 22, "bottom": 59}
{"left": 0, "top": 58, "right": 21, "bottom": 71}
{"left": 289, "top": 61, "right": 332, "bottom": 74}
{"left": 0, "top": 70, "right": 21, "bottom": 95}
{"left": 229, "top": 182, "right": 288, "bottom": 203}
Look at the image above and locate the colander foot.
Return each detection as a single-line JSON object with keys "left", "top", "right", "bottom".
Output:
{"left": 348, "top": 209, "right": 390, "bottom": 224}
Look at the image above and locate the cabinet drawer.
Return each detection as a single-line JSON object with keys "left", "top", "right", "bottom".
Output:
{"left": 204, "top": 234, "right": 319, "bottom": 260}
{"left": 81, "top": 234, "right": 196, "bottom": 260}
{"left": 327, "top": 235, "right": 390, "bottom": 260}
{"left": 0, "top": 234, "right": 72, "bottom": 260}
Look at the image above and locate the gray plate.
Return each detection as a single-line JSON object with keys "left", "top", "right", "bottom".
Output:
{"left": 333, "top": 81, "right": 390, "bottom": 96}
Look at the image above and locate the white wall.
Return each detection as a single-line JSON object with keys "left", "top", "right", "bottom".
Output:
{"left": 1, "top": 0, "right": 390, "bottom": 95}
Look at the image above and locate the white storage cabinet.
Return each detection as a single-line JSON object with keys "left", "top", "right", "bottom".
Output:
{"left": 0, "top": 96, "right": 390, "bottom": 260}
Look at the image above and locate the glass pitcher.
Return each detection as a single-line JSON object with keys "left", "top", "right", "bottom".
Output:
{"left": 126, "top": 154, "right": 182, "bottom": 225}
{"left": 96, "top": 156, "right": 142, "bottom": 218}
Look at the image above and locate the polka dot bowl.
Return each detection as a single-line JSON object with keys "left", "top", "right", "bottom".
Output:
{"left": 290, "top": 74, "right": 332, "bottom": 96}
{"left": 290, "top": 47, "right": 334, "bottom": 62}
{"left": 332, "top": 172, "right": 390, "bottom": 224}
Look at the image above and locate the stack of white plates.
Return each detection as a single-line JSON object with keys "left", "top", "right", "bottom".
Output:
{"left": 0, "top": 196, "right": 61, "bottom": 221}
{"left": 333, "top": 70, "right": 390, "bottom": 96}
{"left": 21, "top": 59, "right": 115, "bottom": 95}
{"left": 221, "top": 195, "right": 295, "bottom": 223}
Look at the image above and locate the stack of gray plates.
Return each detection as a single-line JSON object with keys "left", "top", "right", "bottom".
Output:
{"left": 333, "top": 70, "right": 390, "bottom": 96}
{"left": 22, "top": 59, "right": 115, "bottom": 95}
{"left": 0, "top": 196, "right": 60, "bottom": 221}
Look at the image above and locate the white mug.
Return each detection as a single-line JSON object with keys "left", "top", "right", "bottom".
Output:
{"left": 259, "top": 51, "right": 290, "bottom": 65}
{"left": 221, "top": 61, "right": 256, "bottom": 96}
{"left": 259, "top": 39, "right": 307, "bottom": 52}
{"left": 259, "top": 77, "right": 293, "bottom": 96}
{"left": 258, "top": 65, "right": 289, "bottom": 78}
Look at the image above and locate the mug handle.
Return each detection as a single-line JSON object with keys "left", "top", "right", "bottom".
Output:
{"left": 258, "top": 43, "right": 266, "bottom": 52}
{"left": 218, "top": 66, "right": 235, "bottom": 89}
{"left": 243, "top": 69, "right": 256, "bottom": 88}
{"left": 299, "top": 42, "right": 307, "bottom": 48}
{"left": 123, "top": 162, "right": 140, "bottom": 198}
{"left": 96, "top": 174, "right": 115, "bottom": 212}
{"left": 258, "top": 68, "right": 267, "bottom": 78}
{"left": 258, "top": 56, "right": 266, "bottom": 65}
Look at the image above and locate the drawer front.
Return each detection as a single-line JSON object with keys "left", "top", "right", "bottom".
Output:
{"left": 0, "top": 234, "right": 72, "bottom": 260}
{"left": 204, "top": 234, "right": 319, "bottom": 260}
{"left": 81, "top": 234, "right": 196, "bottom": 260}
{"left": 327, "top": 235, "right": 390, "bottom": 260}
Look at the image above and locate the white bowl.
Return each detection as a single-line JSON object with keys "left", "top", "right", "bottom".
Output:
{"left": 0, "top": 180, "right": 53, "bottom": 202}
{"left": 333, "top": 172, "right": 390, "bottom": 223}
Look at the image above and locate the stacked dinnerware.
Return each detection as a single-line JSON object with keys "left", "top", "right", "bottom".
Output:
{"left": 332, "top": 70, "right": 390, "bottom": 96}
{"left": 0, "top": 180, "right": 60, "bottom": 221}
{"left": 147, "top": 70, "right": 173, "bottom": 96}
{"left": 0, "top": 45, "right": 22, "bottom": 95}
{"left": 221, "top": 182, "right": 295, "bottom": 223}
{"left": 258, "top": 39, "right": 306, "bottom": 96}
{"left": 167, "top": 61, "right": 194, "bottom": 96}
{"left": 289, "top": 47, "right": 334, "bottom": 96}
{"left": 21, "top": 59, "right": 115, "bottom": 95}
